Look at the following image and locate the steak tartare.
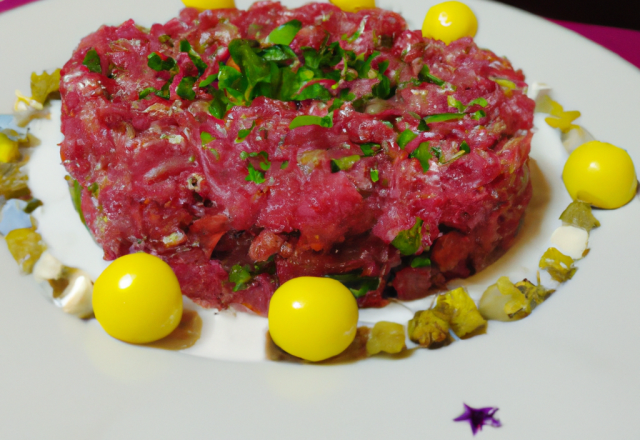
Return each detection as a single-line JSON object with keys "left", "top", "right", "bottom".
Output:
{"left": 59, "top": 1, "right": 534, "bottom": 315}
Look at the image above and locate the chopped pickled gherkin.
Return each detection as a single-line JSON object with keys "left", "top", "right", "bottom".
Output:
{"left": 366, "top": 321, "right": 406, "bottom": 355}
{"left": 407, "top": 309, "right": 450, "bottom": 347}
{"left": 30, "top": 69, "right": 61, "bottom": 104}
{"left": 5, "top": 227, "right": 46, "bottom": 274}
{"left": 514, "top": 279, "right": 554, "bottom": 309}
{"left": 559, "top": 201, "right": 600, "bottom": 232}
{"left": 434, "top": 287, "right": 487, "bottom": 338}
{"left": 0, "top": 161, "right": 30, "bottom": 199}
{"left": 478, "top": 276, "right": 531, "bottom": 322}
{"left": 539, "top": 247, "right": 577, "bottom": 282}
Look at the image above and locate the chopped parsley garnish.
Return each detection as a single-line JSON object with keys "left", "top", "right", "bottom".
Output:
{"left": 82, "top": 49, "right": 102, "bottom": 74}
{"left": 200, "top": 131, "right": 214, "bottom": 145}
{"left": 370, "top": 168, "right": 379, "bottom": 182}
{"left": 330, "top": 155, "right": 360, "bottom": 173}
{"left": 147, "top": 52, "right": 176, "bottom": 72}
{"left": 342, "top": 17, "right": 368, "bottom": 43}
{"left": 471, "top": 110, "right": 486, "bottom": 120}
{"left": 418, "top": 64, "right": 445, "bottom": 86}
{"left": 392, "top": 218, "right": 423, "bottom": 255}
{"left": 241, "top": 150, "right": 271, "bottom": 174}
{"left": 208, "top": 88, "right": 228, "bottom": 119}
{"left": 417, "top": 119, "right": 430, "bottom": 132}
{"left": 397, "top": 129, "right": 417, "bottom": 149}
{"left": 176, "top": 76, "right": 197, "bottom": 100}
{"left": 179, "top": 40, "right": 207, "bottom": 77}
{"left": 359, "top": 142, "right": 381, "bottom": 157}
{"left": 245, "top": 162, "right": 266, "bottom": 184}
{"left": 236, "top": 121, "right": 256, "bottom": 142}
{"left": 289, "top": 113, "right": 333, "bottom": 129}
{"left": 199, "top": 74, "right": 217, "bottom": 88}
{"left": 280, "top": 160, "right": 289, "bottom": 169}
{"left": 410, "top": 255, "right": 431, "bottom": 268}
{"left": 460, "top": 141, "right": 470, "bottom": 154}
{"left": 325, "top": 271, "right": 380, "bottom": 298}
{"left": 372, "top": 60, "right": 392, "bottom": 99}
{"left": 431, "top": 146, "right": 442, "bottom": 161}
{"left": 139, "top": 81, "right": 170, "bottom": 100}
{"left": 229, "top": 264, "right": 252, "bottom": 291}
{"left": 356, "top": 51, "right": 379, "bottom": 79}
{"left": 409, "top": 142, "right": 433, "bottom": 173}
{"left": 266, "top": 19, "right": 302, "bottom": 45}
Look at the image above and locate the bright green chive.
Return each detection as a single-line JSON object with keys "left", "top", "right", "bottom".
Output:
{"left": 280, "top": 160, "right": 289, "bottom": 169}
{"left": 397, "top": 129, "right": 418, "bottom": 149}
{"left": 391, "top": 218, "right": 423, "bottom": 255}
{"left": 82, "top": 49, "right": 102, "bottom": 74}
{"left": 410, "top": 255, "right": 431, "bottom": 268}
{"left": 266, "top": 19, "right": 302, "bottom": 45}
{"left": 409, "top": 142, "right": 433, "bottom": 173}
{"left": 330, "top": 155, "right": 361, "bottom": 173}
{"left": 460, "top": 141, "right": 470, "bottom": 154}
{"left": 425, "top": 113, "right": 464, "bottom": 123}
{"left": 370, "top": 168, "right": 379, "bottom": 182}
{"left": 471, "top": 110, "right": 486, "bottom": 120}
{"left": 209, "top": 148, "right": 220, "bottom": 160}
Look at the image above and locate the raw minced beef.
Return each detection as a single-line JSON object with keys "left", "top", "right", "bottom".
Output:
{"left": 59, "top": 1, "right": 534, "bottom": 315}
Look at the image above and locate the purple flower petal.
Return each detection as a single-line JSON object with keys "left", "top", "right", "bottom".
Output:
{"left": 454, "top": 403, "right": 502, "bottom": 435}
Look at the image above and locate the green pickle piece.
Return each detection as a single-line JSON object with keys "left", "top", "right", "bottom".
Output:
{"left": 366, "top": 321, "right": 406, "bottom": 355}
{"left": 514, "top": 279, "right": 554, "bottom": 308}
{"left": 434, "top": 287, "right": 486, "bottom": 338}
{"left": 539, "top": 247, "right": 577, "bottom": 282}
{"left": 407, "top": 309, "right": 450, "bottom": 347}
{"left": 478, "top": 276, "right": 531, "bottom": 322}
{"left": 559, "top": 200, "right": 600, "bottom": 232}
{"left": 0, "top": 161, "right": 30, "bottom": 199}
{"left": 30, "top": 69, "right": 61, "bottom": 104}
{"left": 5, "top": 227, "right": 46, "bottom": 274}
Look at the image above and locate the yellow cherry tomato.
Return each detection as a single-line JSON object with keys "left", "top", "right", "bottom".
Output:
{"left": 422, "top": 1, "right": 478, "bottom": 44}
{"left": 93, "top": 253, "right": 183, "bottom": 344}
{"left": 268, "top": 277, "right": 359, "bottom": 362}
{"left": 562, "top": 140, "right": 637, "bottom": 209}
{"left": 181, "top": 0, "right": 236, "bottom": 11}
{"left": 329, "top": 0, "right": 376, "bottom": 13}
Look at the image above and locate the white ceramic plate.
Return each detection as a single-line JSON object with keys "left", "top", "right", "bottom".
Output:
{"left": 1, "top": 0, "right": 639, "bottom": 438}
